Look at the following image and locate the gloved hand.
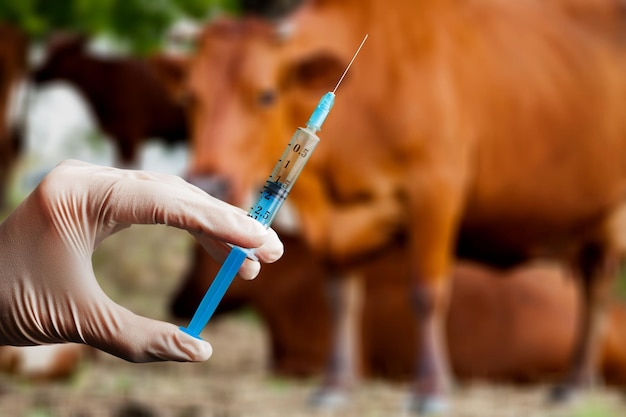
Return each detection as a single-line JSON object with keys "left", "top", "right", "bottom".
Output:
{"left": 0, "top": 160, "right": 283, "bottom": 362}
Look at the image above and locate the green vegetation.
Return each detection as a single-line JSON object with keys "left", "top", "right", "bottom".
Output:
{"left": 573, "top": 399, "right": 620, "bottom": 417}
{"left": 0, "top": 0, "right": 239, "bottom": 54}
{"left": 616, "top": 272, "right": 626, "bottom": 300}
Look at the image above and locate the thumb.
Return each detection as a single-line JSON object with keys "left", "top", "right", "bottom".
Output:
{"left": 84, "top": 303, "right": 212, "bottom": 362}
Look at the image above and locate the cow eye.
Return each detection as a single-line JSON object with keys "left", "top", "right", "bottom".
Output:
{"left": 258, "top": 90, "right": 277, "bottom": 107}
{"left": 179, "top": 90, "right": 196, "bottom": 108}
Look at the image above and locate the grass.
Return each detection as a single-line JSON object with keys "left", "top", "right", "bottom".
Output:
{"left": 573, "top": 399, "right": 621, "bottom": 417}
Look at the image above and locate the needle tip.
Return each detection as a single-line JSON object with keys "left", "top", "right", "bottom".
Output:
{"left": 332, "top": 34, "right": 368, "bottom": 94}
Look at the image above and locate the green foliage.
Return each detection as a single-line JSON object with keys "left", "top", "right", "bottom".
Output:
{"left": 573, "top": 400, "right": 619, "bottom": 417}
{"left": 177, "top": 0, "right": 239, "bottom": 17}
{"left": 616, "top": 272, "right": 626, "bottom": 300}
{"left": 0, "top": 0, "right": 240, "bottom": 54}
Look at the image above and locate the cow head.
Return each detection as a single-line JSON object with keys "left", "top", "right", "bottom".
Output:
{"left": 32, "top": 33, "right": 88, "bottom": 85}
{"left": 184, "top": 9, "right": 355, "bottom": 208}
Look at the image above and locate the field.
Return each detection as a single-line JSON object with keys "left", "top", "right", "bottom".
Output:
{"left": 0, "top": 225, "right": 624, "bottom": 417}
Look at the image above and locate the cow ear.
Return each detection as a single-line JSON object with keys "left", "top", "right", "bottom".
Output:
{"left": 286, "top": 51, "right": 345, "bottom": 92}
{"left": 148, "top": 55, "right": 190, "bottom": 102}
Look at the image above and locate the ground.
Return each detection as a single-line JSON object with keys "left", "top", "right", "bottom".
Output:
{"left": 3, "top": 112, "right": 626, "bottom": 416}
{"left": 0, "top": 225, "right": 624, "bottom": 417}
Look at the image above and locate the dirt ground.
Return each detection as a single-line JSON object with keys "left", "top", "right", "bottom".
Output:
{"left": 1, "top": 223, "right": 626, "bottom": 417}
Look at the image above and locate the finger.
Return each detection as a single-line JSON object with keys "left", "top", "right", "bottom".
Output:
{"left": 50, "top": 161, "right": 283, "bottom": 254}
{"left": 192, "top": 225, "right": 283, "bottom": 280}
{"left": 193, "top": 237, "right": 262, "bottom": 280}
{"left": 192, "top": 226, "right": 283, "bottom": 263}
{"left": 96, "top": 169, "right": 275, "bottom": 250}
{"left": 85, "top": 302, "right": 212, "bottom": 363}
{"left": 253, "top": 227, "right": 283, "bottom": 263}
{"left": 48, "top": 161, "right": 271, "bottom": 250}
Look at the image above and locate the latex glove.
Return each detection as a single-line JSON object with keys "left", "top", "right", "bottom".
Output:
{"left": 0, "top": 160, "right": 283, "bottom": 362}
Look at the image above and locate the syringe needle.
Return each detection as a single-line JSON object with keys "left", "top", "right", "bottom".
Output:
{"left": 307, "top": 34, "right": 368, "bottom": 132}
{"left": 332, "top": 34, "right": 368, "bottom": 94}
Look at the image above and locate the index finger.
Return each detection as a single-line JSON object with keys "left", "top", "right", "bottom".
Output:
{"left": 52, "top": 161, "right": 280, "bottom": 252}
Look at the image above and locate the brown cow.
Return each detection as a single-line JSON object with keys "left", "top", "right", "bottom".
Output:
{"left": 32, "top": 34, "right": 189, "bottom": 167}
{"left": 183, "top": 0, "right": 626, "bottom": 412}
{"left": 172, "top": 235, "right": 626, "bottom": 386}
{"left": 0, "top": 344, "right": 90, "bottom": 382}
{"left": 0, "top": 23, "right": 28, "bottom": 211}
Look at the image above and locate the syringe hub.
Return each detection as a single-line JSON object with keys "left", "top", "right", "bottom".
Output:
{"left": 306, "top": 92, "right": 335, "bottom": 133}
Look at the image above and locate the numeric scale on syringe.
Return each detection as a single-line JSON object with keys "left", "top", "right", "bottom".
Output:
{"left": 181, "top": 34, "right": 368, "bottom": 339}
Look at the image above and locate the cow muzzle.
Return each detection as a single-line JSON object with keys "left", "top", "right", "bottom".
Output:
{"left": 185, "top": 174, "right": 231, "bottom": 202}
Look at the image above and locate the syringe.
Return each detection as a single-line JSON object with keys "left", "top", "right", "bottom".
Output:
{"left": 180, "top": 34, "right": 368, "bottom": 339}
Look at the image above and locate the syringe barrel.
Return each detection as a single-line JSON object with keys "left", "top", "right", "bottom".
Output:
{"left": 180, "top": 127, "right": 321, "bottom": 338}
{"left": 248, "top": 127, "right": 320, "bottom": 227}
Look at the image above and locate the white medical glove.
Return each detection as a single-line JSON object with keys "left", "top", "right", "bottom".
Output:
{"left": 0, "top": 160, "right": 283, "bottom": 362}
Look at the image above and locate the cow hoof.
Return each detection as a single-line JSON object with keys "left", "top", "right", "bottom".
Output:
{"left": 115, "top": 400, "right": 158, "bottom": 417}
{"left": 548, "top": 384, "right": 581, "bottom": 405}
{"left": 405, "top": 393, "right": 450, "bottom": 415}
{"left": 308, "top": 387, "right": 350, "bottom": 410}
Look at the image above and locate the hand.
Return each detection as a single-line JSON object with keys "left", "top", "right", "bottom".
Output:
{"left": 0, "top": 160, "right": 283, "bottom": 362}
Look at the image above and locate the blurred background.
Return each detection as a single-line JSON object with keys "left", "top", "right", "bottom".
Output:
{"left": 1, "top": 0, "right": 626, "bottom": 416}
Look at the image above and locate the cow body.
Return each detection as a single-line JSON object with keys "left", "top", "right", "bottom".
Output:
{"left": 184, "top": 0, "right": 626, "bottom": 411}
{"left": 33, "top": 35, "right": 189, "bottom": 166}
{"left": 0, "top": 24, "right": 28, "bottom": 211}
{"left": 172, "top": 235, "right": 626, "bottom": 386}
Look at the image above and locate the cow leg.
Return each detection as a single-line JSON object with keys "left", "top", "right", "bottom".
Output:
{"left": 404, "top": 169, "right": 467, "bottom": 415}
{"left": 115, "top": 135, "right": 139, "bottom": 168}
{"left": 310, "top": 272, "right": 363, "bottom": 409}
{"left": 409, "top": 279, "right": 452, "bottom": 414}
{"left": 550, "top": 245, "right": 619, "bottom": 402}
